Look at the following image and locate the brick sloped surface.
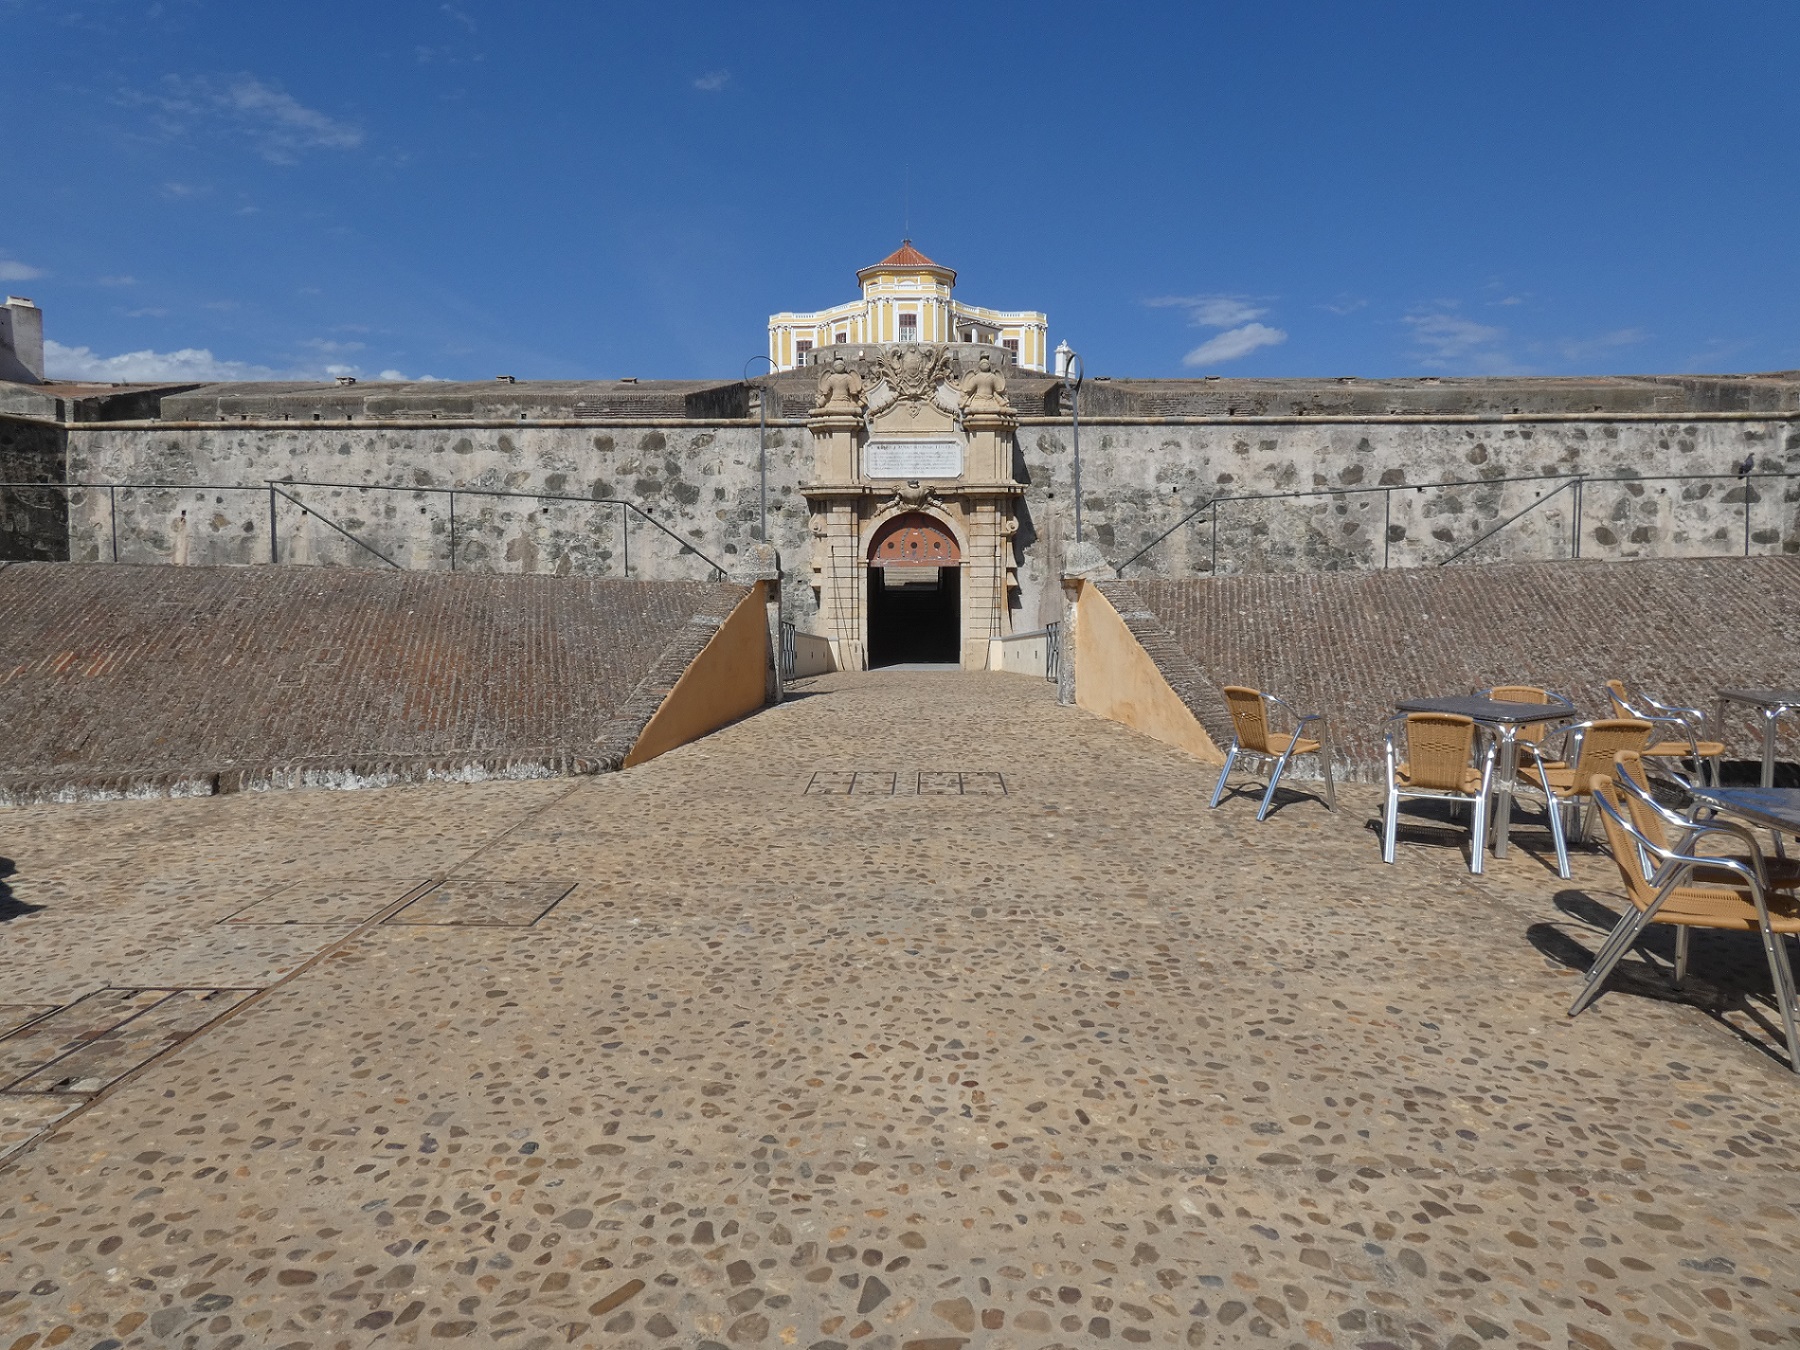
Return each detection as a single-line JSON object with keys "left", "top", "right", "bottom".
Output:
{"left": 1120, "top": 556, "right": 1800, "bottom": 781}
{"left": 0, "top": 563, "right": 749, "bottom": 801}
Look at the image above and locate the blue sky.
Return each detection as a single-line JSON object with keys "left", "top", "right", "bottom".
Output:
{"left": 7, "top": 0, "right": 1798, "bottom": 383}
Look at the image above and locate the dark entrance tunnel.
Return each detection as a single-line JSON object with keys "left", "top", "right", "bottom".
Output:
{"left": 866, "top": 511, "right": 961, "bottom": 667}
{"left": 868, "top": 565, "right": 960, "bottom": 666}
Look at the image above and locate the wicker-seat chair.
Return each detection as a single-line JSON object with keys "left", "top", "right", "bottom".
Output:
{"left": 1605, "top": 678, "right": 1725, "bottom": 787}
{"left": 1571, "top": 774, "right": 1800, "bottom": 1073}
{"left": 1381, "top": 712, "right": 1496, "bottom": 874}
{"left": 1611, "top": 750, "right": 1800, "bottom": 894}
{"left": 1515, "top": 717, "right": 1653, "bottom": 879}
{"left": 1480, "top": 684, "right": 1575, "bottom": 750}
{"left": 1209, "top": 685, "right": 1337, "bottom": 821}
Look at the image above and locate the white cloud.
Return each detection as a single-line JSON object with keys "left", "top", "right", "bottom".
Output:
{"left": 122, "top": 307, "right": 170, "bottom": 318}
{"left": 125, "top": 74, "right": 363, "bottom": 165}
{"left": 441, "top": 3, "right": 477, "bottom": 32}
{"left": 1404, "top": 310, "right": 1507, "bottom": 367}
{"left": 1147, "top": 294, "right": 1267, "bottom": 328}
{"left": 1182, "top": 322, "right": 1288, "bottom": 366}
{"left": 379, "top": 369, "right": 443, "bottom": 382}
{"left": 1552, "top": 327, "right": 1648, "bottom": 363}
{"left": 692, "top": 70, "right": 730, "bottom": 92}
{"left": 46, "top": 338, "right": 444, "bottom": 384}
{"left": 45, "top": 339, "right": 279, "bottom": 383}
{"left": 1320, "top": 295, "right": 1366, "bottom": 316}
{"left": 0, "top": 259, "right": 45, "bottom": 281}
{"left": 96, "top": 274, "right": 137, "bottom": 286}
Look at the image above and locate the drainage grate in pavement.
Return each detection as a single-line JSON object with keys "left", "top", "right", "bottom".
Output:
{"left": 0, "top": 1006, "right": 59, "bottom": 1039}
{"left": 385, "top": 880, "right": 577, "bottom": 928}
{"left": 0, "top": 987, "right": 257, "bottom": 1095}
{"left": 222, "top": 878, "right": 428, "bottom": 925}
{"left": 804, "top": 771, "right": 1007, "bottom": 796}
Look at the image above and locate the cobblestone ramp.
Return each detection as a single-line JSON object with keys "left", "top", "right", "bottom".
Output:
{"left": 2, "top": 669, "right": 1799, "bottom": 1346}
{"left": 0, "top": 563, "right": 749, "bottom": 801}
{"left": 1112, "top": 556, "right": 1800, "bottom": 780}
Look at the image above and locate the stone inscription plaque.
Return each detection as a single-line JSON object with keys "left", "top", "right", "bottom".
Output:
{"left": 865, "top": 440, "right": 963, "bottom": 479}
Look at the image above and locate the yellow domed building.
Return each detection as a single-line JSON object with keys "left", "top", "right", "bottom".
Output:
{"left": 767, "top": 242, "right": 1049, "bottom": 372}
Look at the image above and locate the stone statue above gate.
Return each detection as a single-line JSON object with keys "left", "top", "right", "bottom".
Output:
{"left": 812, "top": 356, "right": 865, "bottom": 415}
{"left": 957, "top": 352, "right": 1012, "bottom": 417}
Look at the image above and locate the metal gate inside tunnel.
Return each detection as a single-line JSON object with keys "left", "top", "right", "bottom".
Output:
{"left": 867, "top": 512, "right": 961, "bottom": 667}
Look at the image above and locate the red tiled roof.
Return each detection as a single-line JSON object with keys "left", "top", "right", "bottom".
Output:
{"left": 875, "top": 241, "right": 938, "bottom": 268}
{"left": 857, "top": 241, "right": 956, "bottom": 285}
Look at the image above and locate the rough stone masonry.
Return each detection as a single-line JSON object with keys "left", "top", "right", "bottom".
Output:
{"left": 2, "top": 370, "right": 1797, "bottom": 637}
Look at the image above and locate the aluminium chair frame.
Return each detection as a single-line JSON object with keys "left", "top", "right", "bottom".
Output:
{"left": 1607, "top": 680, "right": 1720, "bottom": 788}
{"left": 1607, "top": 760, "right": 1784, "bottom": 983}
{"left": 1572, "top": 780, "right": 1800, "bottom": 1074}
{"left": 1209, "top": 688, "right": 1338, "bottom": 821}
{"left": 1513, "top": 715, "right": 1673, "bottom": 878}
{"left": 1381, "top": 712, "right": 1498, "bottom": 876}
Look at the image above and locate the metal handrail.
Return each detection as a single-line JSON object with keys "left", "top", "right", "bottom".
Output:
{"left": 1437, "top": 477, "right": 1582, "bottom": 566}
{"left": 0, "top": 478, "right": 729, "bottom": 579}
{"left": 268, "top": 483, "right": 400, "bottom": 569}
{"left": 1113, "top": 469, "right": 1798, "bottom": 576}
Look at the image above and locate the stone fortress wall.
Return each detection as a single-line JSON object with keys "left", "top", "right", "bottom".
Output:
{"left": 4, "top": 369, "right": 1797, "bottom": 637}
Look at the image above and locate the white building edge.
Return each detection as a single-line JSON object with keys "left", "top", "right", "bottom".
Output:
{"left": 767, "top": 242, "right": 1048, "bottom": 373}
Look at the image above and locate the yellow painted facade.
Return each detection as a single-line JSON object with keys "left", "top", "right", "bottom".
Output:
{"left": 768, "top": 242, "right": 1049, "bottom": 373}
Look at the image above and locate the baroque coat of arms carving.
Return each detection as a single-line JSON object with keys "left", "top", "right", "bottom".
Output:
{"left": 861, "top": 344, "right": 960, "bottom": 418}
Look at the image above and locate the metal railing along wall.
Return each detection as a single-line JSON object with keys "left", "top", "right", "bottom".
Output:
{"left": 1113, "top": 470, "right": 1799, "bottom": 577}
{"left": 779, "top": 620, "right": 797, "bottom": 683}
{"left": 0, "top": 479, "right": 729, "bottom": 580}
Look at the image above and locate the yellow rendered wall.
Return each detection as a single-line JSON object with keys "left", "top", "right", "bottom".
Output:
{"left": 1073, "top": 582, "right": 1224, "bottom": 764}
{"left": 625, "top": 582, "right": 771, "bottom": 767}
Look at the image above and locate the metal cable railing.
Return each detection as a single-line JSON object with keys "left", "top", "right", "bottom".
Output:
{"left": 1112, "top": 469, "right": 1798, "bottom": 576}
{"left": 0, "top": 478, "right": 729, "bottom": 580}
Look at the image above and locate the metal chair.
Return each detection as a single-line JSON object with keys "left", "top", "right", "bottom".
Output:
{"left": 1480, "top": 684, "right": 1576, "bottom": 749}
{"left": 1209, "top": 685, "right": 1337, "bottom": 821}
{"left": 1605, "top": 678, "right": 1724, "bottom": 787}
{"left": 1573, "top": 776, "right": 1800, "bottom": 1073}
{"left": 1610, "top": 750, "right": 1800, "bottom": 896}
{"left": 1515, "top": 717, "right": 1653, "bottom": 878}
{"left": 1381, "top": 712, "right": 1496, "bottom": 874}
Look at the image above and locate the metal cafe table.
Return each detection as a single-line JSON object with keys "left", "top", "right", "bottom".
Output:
{"left": 1395, "top": 694, "right": 1577, "bottom": 860}
{"left": 1687, "top": 786, "right": 1800, "bottom": 848}
{"left": 1716, "top": 689, "right": 1800, "bottom": 788}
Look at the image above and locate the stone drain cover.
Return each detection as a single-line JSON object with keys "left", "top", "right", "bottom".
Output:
{"left": 222, "top": 878, "right": 428, "bottom": 925}
{"left": 0, "top": 987, "right": 256, "bottom": 1095}
{"left": 805, "top": 771, "right": 1007, "bottom": 796}
{"left": 384, "top": 880, "right": 577, "bottom": 928}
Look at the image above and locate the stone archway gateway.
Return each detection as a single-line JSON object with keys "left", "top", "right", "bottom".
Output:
{"left": 865, "top": 512, "right": 962, "bottom": 667}
{"left": 803, "top": 346, "right": 1022, "bottom": 670}
{"left": 868, "top": 511, "right": 960, "bottom": 567}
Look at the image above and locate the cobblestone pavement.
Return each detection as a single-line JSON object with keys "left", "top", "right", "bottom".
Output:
{"left": 2, "top": 670, "right": 1799, "bottom": 1349}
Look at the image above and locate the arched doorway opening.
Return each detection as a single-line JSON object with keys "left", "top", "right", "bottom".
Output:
{"left": 867, "top": 512, "right": 961, "bottom": 667}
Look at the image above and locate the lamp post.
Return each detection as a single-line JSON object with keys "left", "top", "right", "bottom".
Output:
{"left": 744, "top": 355, "right": 775, "bottom": 543}
{"left": 1059, "top": 344, "right": 1085, "bottom": 544}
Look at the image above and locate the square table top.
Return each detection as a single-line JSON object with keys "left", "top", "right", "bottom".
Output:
{"left": 1718, "top": 688, "right": 1800, "bottom": 708}
{"left": 1395, "top": 695, "right": 1577, "bottom": 725}
{"left": 1689, "top": 786, "right": 1800, "bottom": 835}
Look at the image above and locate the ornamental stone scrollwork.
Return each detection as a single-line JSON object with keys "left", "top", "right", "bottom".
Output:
{"left": 865, "top": 344, "right": 957, "bottom": 404}
{"left": 878, "top": 482, "right": 945, "bottom": 513}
